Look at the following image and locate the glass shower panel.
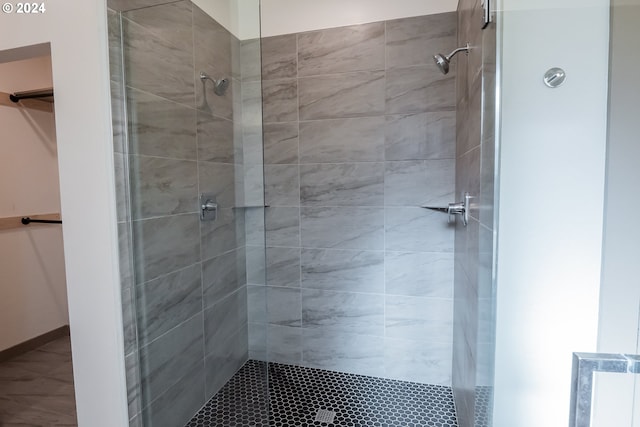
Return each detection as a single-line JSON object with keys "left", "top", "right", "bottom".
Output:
{"left": 108, "top": 0, "right": 267, "bottom": 425}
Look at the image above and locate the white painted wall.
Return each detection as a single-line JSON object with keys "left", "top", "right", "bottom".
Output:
{"left": 0, "top": 2, "right": 128, "bottom": 425}
{"left": 260, "top": 0, "right": 458, "bottom": 37}
{"left": 192, "top": 0, "right": 260, "bottom": 40}
{"left": 493, "top": 0, "right": 610, "bottom": 426}
{"left": 0, "top": 55, "right": 69, "bottom": 352}
{"left": 593, "top": 1, "right": 640, "bottom": 425}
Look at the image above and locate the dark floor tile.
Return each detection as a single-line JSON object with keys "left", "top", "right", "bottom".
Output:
{"left": 185, "top": 360, "right": 458, "bottom": 427}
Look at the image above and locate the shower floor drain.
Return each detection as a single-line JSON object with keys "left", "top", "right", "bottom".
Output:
{"left": 315, "top": 409, "right": 336, "bottom": 423}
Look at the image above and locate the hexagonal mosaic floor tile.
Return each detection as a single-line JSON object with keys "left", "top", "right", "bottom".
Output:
{"left": 185, "top": 360, "right": 458, "bottom": 427}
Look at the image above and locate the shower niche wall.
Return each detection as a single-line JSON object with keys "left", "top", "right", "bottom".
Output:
{"left": 107, "top": 1, "right": 496, "bottom": 426}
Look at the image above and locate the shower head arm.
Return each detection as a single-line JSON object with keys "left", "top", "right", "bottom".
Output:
{"left": 200, "top": 71, "right": 215, "bottom": 83}
{"left": 445, "top": 43, "right": 470, "bottom": 61}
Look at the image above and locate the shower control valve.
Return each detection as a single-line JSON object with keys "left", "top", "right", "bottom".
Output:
{"left": 447, "top": 192, "right": 471, "bottom": 226}
{"left": 200, "top": 193, "right": 218, "bottom": 222}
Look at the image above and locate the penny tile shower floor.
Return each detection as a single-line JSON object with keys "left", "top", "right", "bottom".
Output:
{"left": 186, "top": 360, "right": 458, "bottom": 427}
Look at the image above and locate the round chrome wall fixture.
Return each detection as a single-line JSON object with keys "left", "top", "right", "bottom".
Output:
{"left": 544, "top": 67, "right": 566, "bottom": 88}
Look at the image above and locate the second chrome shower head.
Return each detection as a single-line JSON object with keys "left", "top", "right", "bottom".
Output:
{"left": 200, "top": 71, "right": 229, "bottom": 96}
{"left": 433, "top": 43, "right": 470, "bottom": 75}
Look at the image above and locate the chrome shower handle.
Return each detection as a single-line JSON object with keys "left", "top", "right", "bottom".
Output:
{"left": 422, "top": 193, "right": 471, "bottom": 226}
{"left": 448, "top": 193, "right": 470, "bottom": 226}
{"left": 202, "top": 200, "right": 217, "bottom": 212}
{"left": 448, "top": 201, "right": 467, "bottom": 226}
{"left": 200, "top": 193, "right": 218, "bottom": 221}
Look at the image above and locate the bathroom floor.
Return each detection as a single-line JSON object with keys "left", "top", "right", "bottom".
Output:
{"left": 186, "top": 360, "right": 458, "bottom": 427}
{"left": 0, "top": 335, "right": 77, "bottom": 426}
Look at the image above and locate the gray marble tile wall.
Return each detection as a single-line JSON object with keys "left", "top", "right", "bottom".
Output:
{"left": 109, "top": 3, "right": 254, "bottom": 426}
{"left": 452, "top": 1, "right": 497, "bottom": 426}
{"left": 257, "top": 13, "right": 457, "bottom": 386}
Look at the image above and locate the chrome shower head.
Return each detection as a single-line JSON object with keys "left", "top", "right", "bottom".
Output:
{"left": 433, "top": 53, "right": 450, "bottom": 74}
{"left": 200, "top": 71, "right": 229, "bottom": 96}
{"left": 213, "top": 78, "right": 229, "bottom": 96}
{"left": 432, "top": 43, "right": 470, "bottom": 75}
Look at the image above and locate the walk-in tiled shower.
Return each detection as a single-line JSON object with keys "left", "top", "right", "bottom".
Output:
{"left": 107, "top": 1, "right": 496, "bottom": 426}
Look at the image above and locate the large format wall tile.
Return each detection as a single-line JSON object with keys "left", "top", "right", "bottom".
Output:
{"left": 198, "top": 161, "right": 236, "bottom": 208}
{"left": 203, "top": 250, "right": 240, "bottom": 308}
{"left": 385, "top": 112, "right": 456, "bottom": 161}
{"left": 127, "top": 88, "right": 197, "bottom": 160}
{"left": 298, "top": 23, "right": 385, "bottom": 76}
{"left": 385, "top": 251, "right": 454, "bottom": 297}
{"left": 240, "top": 39, "right": 261, "bottom": 82}
{"left": 123, "top": 19, "right": 194, "bottom": 106}
{"left": 200, "top": 208, "right": 237, "bottom": 260}
{"left": 246, "top": 245, "right": 266, "bottom": 285}
{"left": 108, "top": 9, "right": 123, "bottom": 86}
{"left": 262, "top": 79, "right": 298, "bottom": 123}
{"left": 262, "top": 35, "right": 297, "bottom": 80}
{"left": 108, "top": 0, "right": 178, "bottom": 12}
{"left": 302, "top": 329, "right": 385, "bottom": 378}
{"left": 384, "top": 160, "right": 455, "bottom": 207}
{"left": 204, "top": 323, "right": 247, "bottom": 397}
{"left": 265, "top": 207, "right": 300, "bottom": 247}
{"left": 133, "top": 214, "right": 200, "bottom": 282}
{"left": 299, "top": 71, "right": 385, "bottom": 120}
{"left": 139, "top": 314, "right": 204, "bottom": 403}
{"left": 197, "top": 78, "right": 234, "bottom": 121}
{"left": 385, "top": 207, "right": 454, "bottom": 252}
{"left": 114, "top": 153, "right": 128, "bottom": 223}
{"left": 123, "top": 0, "right": 193, "bottom": 53}
{"left": 265, "top": 165, "right": 300, "bottom": 207}
{"left": 241, "top": 81, "right": 263, "bottom": 131}
{"left": 301, "top": 249, "right": 384, "bottom": 293}
{"left": 267, "top": 287, "right": 302, "bottom": 327}
{"left": 243, "top": 164, "right": 266, "bottom": 206}
{"left": 386, "top": 65, "right": 455, "bottom": 114}
{"left": 248, "top": 322, "right": 267, "bottom": 361}
{"left": 300, "top": 163, "right": 384, "bottom": 207}
{"left": 197, "top": 111, "right": 234, "bottom": 163}
{"left": 302, "top": 289, "right": 384, "bottom": 336}
{"left": 129, "top": 155, "right": 198, "bottom": 219}
{"left": 385, "top": 296, "right": 453, "bottom": 341}
{"left": 110, "top": 79, "right": 126, "bottom": 153}
{"left": 301, "top": 207, "right": 384, "bottom": 250}
{"left": 299, "top": 118, "right": 385, "bottom": 163}
{"left": 384, "top": 339, "right": 453, "bottom": 385}
{"left": 244, "top": 209, "right": 266, "bottom": 247}
{"left": 266, "top": 247, "right": 301, "bottom": 288}
{"left": 263, "top": 123, "right": 299, "bottom": 164}
{"left": 194, "top": 5, "right": 235, "bottom": 122}
{"left": 121, "top": 287, "right": 137, "bottom": 356}
{"left": 268, "top": 325, "right": 302, "bottom": 365}
{"left": 115, "top": 5, "right": 253, "bottom": 422}
{"left": 125, "top": 352, "right": 142, "bottom": 419}
{"left": 118, "top": 223, "right": 134, "bottom": 290}
{"left": 193, "top": 4, "right": 232, "bottom": 78}
{"left": 136, "top": 264, "right": 202, "bottom": 346}
{"left": 204, "top": 289, "right": 247, "bottom": 356}
{"left": 247, "top": 285, "right": 267, "bottom": 324}
{"left": 386, "top": 13, "right": 457, "bottom": 69}
{"left": 258, "top": 13, "right": 459, "bottom": 387}
{"left": 142, "top": 362, "right": 205, "bottom": 427}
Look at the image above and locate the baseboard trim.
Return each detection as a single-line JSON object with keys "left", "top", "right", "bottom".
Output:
{"left": 0, "top": 325, "right": 70, "bottom": 363}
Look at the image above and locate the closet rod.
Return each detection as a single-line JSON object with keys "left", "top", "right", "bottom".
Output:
{"left": 0, "top": 214, "right": 61, "bottom": 231}
{"left": 9, "top": 89, "right": 54, "bottom": 103}
{"left": 21, "top": 217, "right": 62, "bottom": 225}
